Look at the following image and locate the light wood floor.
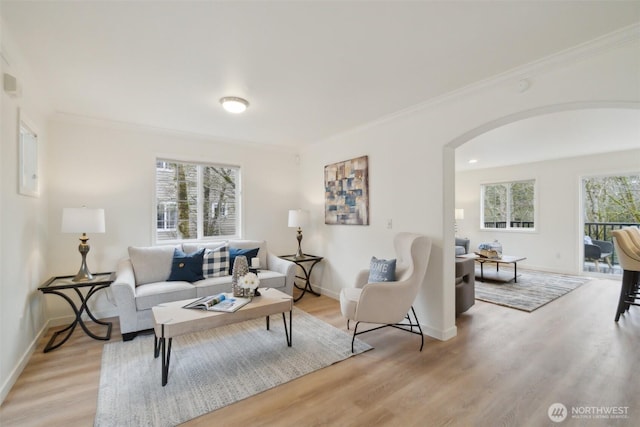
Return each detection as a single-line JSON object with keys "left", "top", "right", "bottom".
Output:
{"left": 1, "top": 278, "right": 638, "bottom": 426}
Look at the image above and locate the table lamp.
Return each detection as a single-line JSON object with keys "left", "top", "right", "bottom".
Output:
{"left": 62, "top": 207, "right": 106, "bottom": 282}
{"left": 288, "top": 209, "right": 309, "bottom": 259}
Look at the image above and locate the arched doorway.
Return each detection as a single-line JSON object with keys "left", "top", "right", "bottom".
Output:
{"left": 448, "top": 102, "right": 640, "bottom": 277}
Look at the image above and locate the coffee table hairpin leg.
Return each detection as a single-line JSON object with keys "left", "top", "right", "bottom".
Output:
{"left": 154, "top": 324, "right": 173, "bottom": 387}
{"left": 266, "top": 311, "right": 293, "bottom": 347}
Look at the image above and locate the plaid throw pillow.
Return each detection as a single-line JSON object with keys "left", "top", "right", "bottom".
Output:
{"left": 203, "top": 246, "right": 229, "bottom": 278}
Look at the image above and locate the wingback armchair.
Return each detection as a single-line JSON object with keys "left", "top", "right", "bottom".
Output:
{"left": 339, "top": 233, "right": 432, "bottom": 351}
{"left": 611, "top": 228, "right": 640, "bottom": 321}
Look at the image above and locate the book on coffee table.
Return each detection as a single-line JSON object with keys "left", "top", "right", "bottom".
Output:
{"left": 182, "top": 293, "right": 251, "bottom": 313}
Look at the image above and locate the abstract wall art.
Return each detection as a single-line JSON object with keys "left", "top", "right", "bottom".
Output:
{"left": 324, "top": 155, "right": 369, "bottom": 225}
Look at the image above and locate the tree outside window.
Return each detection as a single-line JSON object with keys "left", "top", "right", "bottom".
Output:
{"left": 156, "top": 160, "right": 240, "bottom": 242}
{"left": 583, "top": 174, "right": 640, "bottom": 239}
{"left": 482, "top": 180, "right": 535, "bottom": 230}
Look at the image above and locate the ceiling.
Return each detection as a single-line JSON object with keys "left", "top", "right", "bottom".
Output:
{"left": 1, "top": 1, "right": 639, "bottom": 152}
{"left": 456, "top": 108, "right": 640, "bottom": 171}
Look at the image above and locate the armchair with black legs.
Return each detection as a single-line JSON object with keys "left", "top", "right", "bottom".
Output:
{"left": 339, "top": 233, "right": 432, "bottom": 352}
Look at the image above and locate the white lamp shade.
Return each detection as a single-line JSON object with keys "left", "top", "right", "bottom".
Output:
{"left": 288, "top": 209, "right": 309, "bottom": 228}
{"left": 61, "top": 208, "right": 106, "bottom": 233}
{"left": 455, "top": 209, "right": 465, "bottom": 220}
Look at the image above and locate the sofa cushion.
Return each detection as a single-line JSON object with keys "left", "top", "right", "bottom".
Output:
{"left": 128, "top": 245, "right": 178, "bottom": 286}
{"left": 193, "top": 275, "right": 234, "bottom": 297}
{"left": 168, "top": 248, "right": 205, "bottom": 282}
{"left": 135, "top": 281, "right": 196, "bottom": 310}
{"left": 228, "top": 247, "right": 259, "bottom": 275}
{"left": 182, "top": 241, "right": 227, "bottom": 254}
{"left": 229, "top": 240, "right": 268, "bottom": 271}
{"left": 203, "top": 246, "right": 229, "bottom": 278}
{"left": 368, "top": 256, "right": 396, "bottom": 283}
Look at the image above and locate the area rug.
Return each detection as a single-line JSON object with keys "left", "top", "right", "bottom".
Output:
{"left": 474, "top": 268, "right": 592, "bottom": 312}
{"left": 95, "top": 308, "right": 371, "bottom": 427}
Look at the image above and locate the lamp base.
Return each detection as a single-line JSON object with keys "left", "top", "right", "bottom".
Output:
{"left": 72, "top": 270, "right": 94, "bottom": 282}
{"left": 72, "top": 235, "right": 94, "bottom": 282}
{"left": 295, "top": 228, "right": 304, "bottom": 259}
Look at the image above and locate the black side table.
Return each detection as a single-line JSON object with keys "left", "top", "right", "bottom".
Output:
{"left": 38, "top": 272, "right": 115, "bottom": 352}
{"left": 279, "top": 254, "right": 324, "bottom": 302}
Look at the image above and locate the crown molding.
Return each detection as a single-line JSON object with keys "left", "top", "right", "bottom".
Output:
{"left": 316, "top": 23, "right": 640, "bottom": 145}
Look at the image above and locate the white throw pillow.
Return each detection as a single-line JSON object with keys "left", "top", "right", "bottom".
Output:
{"left": 128, "top": 245, "right": 178, "bottom": 285}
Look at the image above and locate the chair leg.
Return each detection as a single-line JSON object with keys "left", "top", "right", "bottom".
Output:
{"left": 349, "top": 306, "right": 424, "bottom": 352}
{"left": 616, "top": 271, "right": 632, "bottom": 321}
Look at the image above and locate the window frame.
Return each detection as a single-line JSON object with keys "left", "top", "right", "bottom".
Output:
{"left": 480, "top": 179, "right": 537, "bottom": 232}
{"left": 153, "top": 157, "right": 242, "bottom": 244}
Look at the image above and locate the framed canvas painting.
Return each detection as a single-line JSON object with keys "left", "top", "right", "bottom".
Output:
{"left": 324, "top": 156, "right": 369, "bottom": 225}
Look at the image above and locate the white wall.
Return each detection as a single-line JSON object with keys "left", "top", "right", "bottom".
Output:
{"left": 45, "top": 118, "right": 301, "bottom": 321}
{"left": 456, "top": 149, "right": 640, "bottom": 274}
{"left": 0, "top": 20, "right": 51, "bottom": 402}
{"left": 299, "top": 33, "right": 640, "bottom": 341}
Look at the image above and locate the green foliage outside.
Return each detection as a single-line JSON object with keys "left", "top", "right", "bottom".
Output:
{"left": 583, "top": 174, "right": 640, "bottom": 239}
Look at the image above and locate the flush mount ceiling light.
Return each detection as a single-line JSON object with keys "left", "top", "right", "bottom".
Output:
{"left": 220, "top": 96, "right": 249, "bottom": 114}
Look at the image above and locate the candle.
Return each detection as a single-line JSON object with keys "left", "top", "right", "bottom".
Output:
{"left": 251, "top": 257, "right": 260, "bottom": 268}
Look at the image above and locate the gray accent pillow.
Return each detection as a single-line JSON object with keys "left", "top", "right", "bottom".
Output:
{"left": 128, "top": 245, "right": 178, "bottom": 285}
{"left": 368, "top": 256, "right": 397, "bottom": 283}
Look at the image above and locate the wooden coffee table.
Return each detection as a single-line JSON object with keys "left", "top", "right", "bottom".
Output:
{"left": 458, "top": 254, "right": 526, "bottom": 283}
{"left": 152, "top": 288, "right": 293, "bottom": 386}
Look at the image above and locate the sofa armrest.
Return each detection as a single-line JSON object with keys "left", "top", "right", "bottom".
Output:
{"left": 266, "top": 253, "right": 296, "bottom": 296}
{"left": 111, "top": 259, "right": 139, "bottom": 335}
{"left": 455, "top": 238, "right": 470, "bottom": 254}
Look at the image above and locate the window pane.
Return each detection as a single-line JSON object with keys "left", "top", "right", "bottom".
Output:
{"left": 156, "top": 160, "right": 239, "bottom": 241}
{"left": 202, "top": 166, "right": 238, "bottom": 238}
{"left": 483, "top": 184, "right": 507, "bottom": 228}
{"left": 510, "top": 180, "right": 535, "bottom": 228}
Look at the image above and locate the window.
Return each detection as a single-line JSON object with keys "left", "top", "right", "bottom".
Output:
{"left": 155, "top": 159, "right": 240, "bottom": 242}
{"left": 481, "top": 179, "right": 535, "bottom": 230}
{"left": 156, "top": 202, "right": 177, "bottom": 230}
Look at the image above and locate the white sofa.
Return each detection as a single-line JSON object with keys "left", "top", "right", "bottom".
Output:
{"left": 112, "top": 239, "right": 295, "bottom": 340}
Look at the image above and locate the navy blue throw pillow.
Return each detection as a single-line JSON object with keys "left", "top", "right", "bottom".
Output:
{"left": 228, "top": 247, "right": 259, "bottom": 274}
{"left": 168, "top": 248, "right": 205, "bottom": 282}
{"left": 368, "top": 256, "right": 397, "bottom": 283}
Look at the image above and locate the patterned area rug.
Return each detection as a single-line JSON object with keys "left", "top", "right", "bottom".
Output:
{"left": 95, "top": 308, "right": 371, "bottom": 426}
{"left": 474, "top": 268, "right": 592, "bottom": 312}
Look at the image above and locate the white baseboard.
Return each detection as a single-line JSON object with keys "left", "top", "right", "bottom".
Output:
{"left": 1, "top": 308, "right": 120, "bottom": 405}
{"left": 422, "top": 324, "right": 457, "bottom": 341}
{"left": 47, "top": 308, "right": 120, "bottom": 328}
{"left": 0, "top": 321, "right": 49, "bottom": 405}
